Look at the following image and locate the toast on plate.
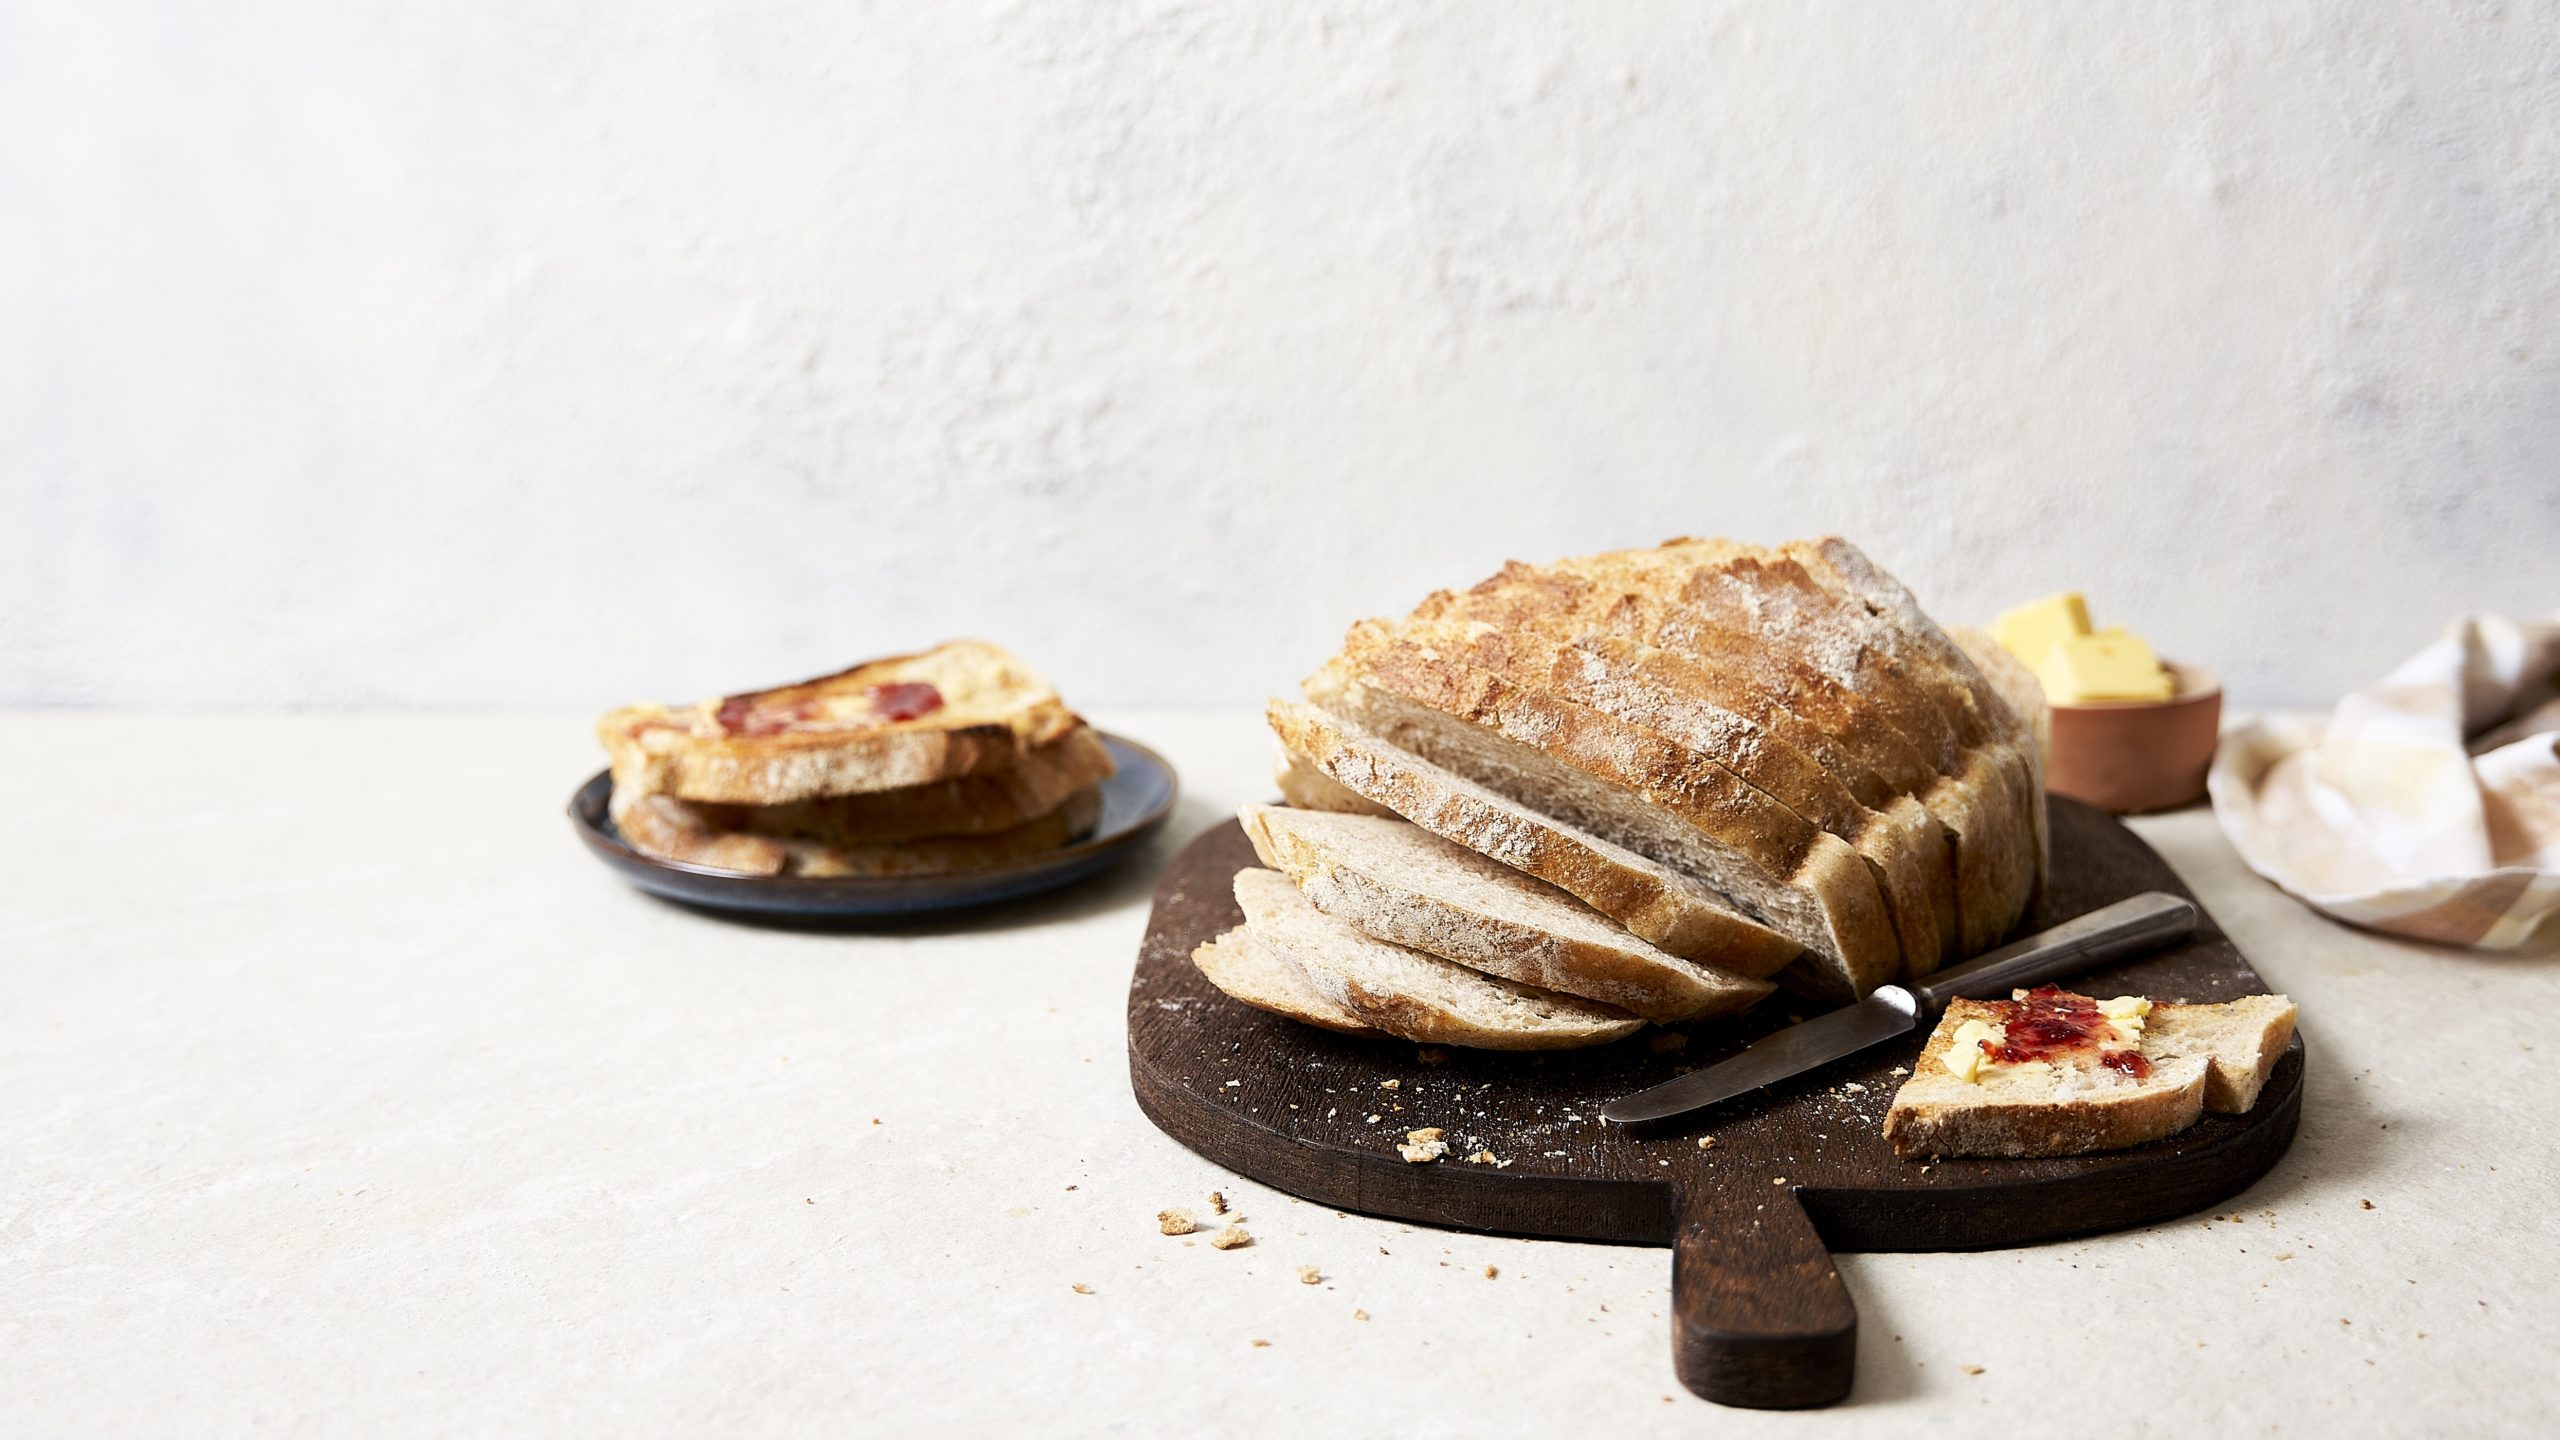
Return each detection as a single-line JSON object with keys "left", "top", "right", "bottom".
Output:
{"left": 613, "top": 783, "right": 1101, "bottom": 877}
{"left": 600, "top": 640, "right": 1082, "bottom": 805}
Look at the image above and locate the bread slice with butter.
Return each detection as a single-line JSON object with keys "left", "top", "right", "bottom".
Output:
{"left": 1884, "top": 988, "right": 2297, "bottom": 1159}
{"left": 1237, "top": 803, "right": 1774, "bottom": 1024}
{"left": 1232, "top": 867, "right": 1644, "bottom": 1050}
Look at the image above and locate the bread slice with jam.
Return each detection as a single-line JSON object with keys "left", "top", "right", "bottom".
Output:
{"left": 599, "top": 640, "right": 1083, "bottom": 804}
{"left": 1884, "top": 987, "right": 2297, "bottom": 1159}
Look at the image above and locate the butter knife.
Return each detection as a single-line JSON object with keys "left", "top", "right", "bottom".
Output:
{"left": 1598, "top": 890, "right": 2198, "bottom": 1128}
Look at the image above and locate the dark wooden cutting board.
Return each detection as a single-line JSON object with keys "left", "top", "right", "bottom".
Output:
{"left": 1125, "top": 796, "right": 2303, "bottom": 1408}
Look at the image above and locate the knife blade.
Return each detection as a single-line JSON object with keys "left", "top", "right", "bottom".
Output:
{"left": 1598, "top": 890, "right": 2199, "bottom": 1128}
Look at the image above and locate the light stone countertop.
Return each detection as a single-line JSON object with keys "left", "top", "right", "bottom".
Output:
{"left": 6, "top": 711, "right": 2553, "bottom": 1437}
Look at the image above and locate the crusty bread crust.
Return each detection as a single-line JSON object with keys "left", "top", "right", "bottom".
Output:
{"left": 1239, "top": 804, "right": 1773, "bottom": 1023}
{"left": 1428, "top": 557, "right": 2015, "bottom": 964}
{"left": 1884, "top": 993, "right": 2295, "bottom": 1158}
{"left": 598, "top": 640, "right": 1082, "bottom": 804}
{"left": 1570, "top": 543, "right": 2037, "bottom": 953}
{"left": 612, "top": 783, "right": 1100, "bottom": 877}
{"left": 1191, "top": 926, "right": 1384, "bottom": 1037}
{"left": 1325, "top": 630, "right": 1901, "bottom": 996}
{"left": 1266, "top": 700, "right": 1802, "bottom": 978}
{"left": 1774, "top": 538, "right": 2048, "bottom": 906}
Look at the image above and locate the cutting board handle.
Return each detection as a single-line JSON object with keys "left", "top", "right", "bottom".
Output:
{"left": 1670, "top": 1187, "right": 1857, "bottom": 1408}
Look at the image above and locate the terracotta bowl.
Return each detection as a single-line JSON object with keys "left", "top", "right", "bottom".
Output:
{"left": 2044, "top": 661, "right": 2223, "bottom": 815}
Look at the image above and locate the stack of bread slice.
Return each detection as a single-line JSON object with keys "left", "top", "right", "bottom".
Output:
{"left": 1195, "top": 537, "right": 2048, "bottom": 1048}
{"left": 598, "top": 641, "right": 1114, "bottom": 876}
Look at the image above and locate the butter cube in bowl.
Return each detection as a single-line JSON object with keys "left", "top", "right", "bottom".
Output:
{"left": 1992, "top": 593, "right": 2222, "bottom": 814}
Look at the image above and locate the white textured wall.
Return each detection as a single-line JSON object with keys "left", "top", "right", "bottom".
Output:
{"left": 5, "top": 2, "right": 2556, "bottom": 710}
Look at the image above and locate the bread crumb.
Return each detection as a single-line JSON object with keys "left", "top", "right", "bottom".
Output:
{"left": 2361, "top": 1199, "right": 2375, "bottom": 1210}
{"left": 1159, "top": 1209, "right": 1197, "bottom": 1236}
{"left": 1890, "top": 1067, "right": 1909, "bottom": 1077}
{"left": 870, "top": 1118, "right": 881, "bottom": 1125}
{"left": 1365, "top": 1113, "right": 1382, "bottom": 1124}
{"left": 1483, "top": 1265, "right": 1498, "bottom": 1279}
{"left": 1070, "top": 1283, "right": 1093, "bottom": 1295}
{"left": 1250, "top": 1338, "right": 1269, "bottom": 1348}
{"left": 1649, "top": 1032, "right": 1688, "bottom": 1054}
{"left": 1842, "top": 1082, "right": 1866, "bottom": 1094}
{"left": 1398, "top": 1127, "right": 1449, "bottom": 1163}
{"left": 1465, "top": 1149, "right": 1510, "bottom": 1167}
{"left": 1210, "top": 1191, "right": 1227, "bottom": 1215}
{"left": 1773, "top": 1176, "right": 1788, "bottom": 1186}
{"left": 1353, "top": 1308, "right": 1369, "bottom": 1321}
{"left": 1297, "top": 1265, "right": 1321, "bottom": 1285}
{"left": 1379, "top": 1079, "right": 1400, "bottom": 1090}
{"left": 1696, "top": 1135, "right": 1718, "bottom": 1150}
{"left": 1209, "top": 1225, "right": 1252, "bottom": 1250}
{"left": 1415, "top": 1047, "right": 1449, "bottom": 1066}
{"left": 1962, "top": 1364, "right": 1984, "bottom": 1376}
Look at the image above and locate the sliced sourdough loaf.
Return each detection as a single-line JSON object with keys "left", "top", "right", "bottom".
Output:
{"left": 1393, "top": 585, "right": 1956, "bottom": 976}
{"left": 1883, "top": 992, "right": 2296, "bottom": 1158}
{"left": 1511, "top": 547, "right": 2028, "bottom": 958}
{"left": 1266, "top": 700, "right": 1801, "bottom": 978}
{"left": 1238, "top": 804, "right": 1773, "bottom": 1023}
{"left": 1321, "top": 629, "right": 1903, "bottom": 998}
{"left": 1233, "top": 867, "right": 1643, "bottom": 1049}
{"left": 1951, "top": 625, "right": 2053, "bottom": 887}
{"left": 1190, "top": 925, "right": 1384, "bottom": 1037}
{"left": 1774, "top": 537, "right": 2048, "bottom": 900}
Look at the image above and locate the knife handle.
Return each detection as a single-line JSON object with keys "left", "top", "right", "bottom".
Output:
{"left": 1906, "top": 891, "right": 2197, "bottom": 1017}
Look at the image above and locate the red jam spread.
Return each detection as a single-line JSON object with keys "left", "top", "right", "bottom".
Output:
{"left": 862, "top": 682, "right": 945, "bottom": 723}
{"left": 1985, "top": 985, "right": 2149, "bottom": 1079}
{"left": 712, "top": 682, "right": 944, "bottom": 736}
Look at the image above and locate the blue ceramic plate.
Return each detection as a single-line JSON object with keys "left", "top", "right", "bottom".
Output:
{"left": 570, "top": 732, "right": 1177, "bottom": 917}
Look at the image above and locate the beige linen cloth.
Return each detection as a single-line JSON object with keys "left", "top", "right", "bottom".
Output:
{"left": 2210, "top": 612, "right": 2560, "bottom": 949}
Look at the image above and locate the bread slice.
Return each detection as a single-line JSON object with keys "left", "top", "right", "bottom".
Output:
{"left": 1267, "top": 699, "right": 1802, "bottom": 978}
{"left": 1273, "top": 745, "right": 1397, "bottom": 816}
{"left": 1392, "top": 583, "right": 1956, "bottom": 977}
{"left": 2146, "top": 994, "right": 2299, "bottom": 1113}
{"left": 612, "top": 783, "right": 1100, "bottom": 877}
{"left": 1238, "top": 804, "right": 1774, "bottom": 1023}
{"left": 1316, "top": 636, "right": 1902, "bottom": 997}
{"left": 1191, "top": 925, "right": 1384, "bottom": 1037}
{"left": 1233, "top": 868, "right": 1643, "bottom": 1049}
{"left": 672, "top": 725, "right": 1115, "bottom": 846}
{"left": 599, "top": 640, "right": 1082, "bottom": 804}
{"left": 1884, "top": 992, "right": 2297, "bottom": 1158}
